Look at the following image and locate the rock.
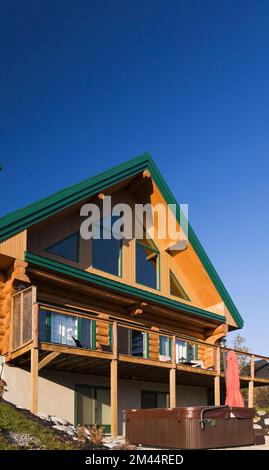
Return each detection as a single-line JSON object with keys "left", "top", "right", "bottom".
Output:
{"left": 50, "top": 416, "right": 68, "bottom": 426}
{"left": 36, "top": 412, "right": 49, "bottom": 421}
{"left": 253, "top": 424, "right": 262, "bottom": 429}
{"left": 264, "top": 418, "right": 269, "bottom": 426}
{"left": 257, "top": 410, "right": 266, "bottom": 416}
{"left": 253, "top": 416, "right": 261, "bottom": 423}
{"left": 52, "top": 424, "right": 75, "bottom": 436}
{"left": 7, "top": 431, "right": 40, "bottom": 449}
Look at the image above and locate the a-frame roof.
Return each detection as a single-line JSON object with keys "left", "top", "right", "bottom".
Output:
{"left": 0, "top": 153, "right": 243, "bottom": 328}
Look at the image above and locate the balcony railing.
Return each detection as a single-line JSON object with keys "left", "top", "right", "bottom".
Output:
{"left": 10, "top": 287, "right": 269, "bottom": 389}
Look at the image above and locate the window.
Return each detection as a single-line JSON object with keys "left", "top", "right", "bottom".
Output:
{"left": 92, "top": 215, "right": 122, "bottom": 276}
{"left": 169, "top": 270, "right": 190, "bottom": 301}
{"left": 141, "top": 390, "right": 170, "bottom": 409}
{"left": 159, "top": 336, "right": 171, "bottom": 358}
{"left": 46, "top": 232, "right": 80, "bottom": 263}
{"left": 117, "top": 326, "right": 149, "bottom": 358}
{"left": 39, "top": 308, "right": 95, "bottom": 349}
{"left": 136, "top": 232, "right": 159, "bottom": 289}
{"left": 176, "top": 339, "right": 198, "bottom": 363}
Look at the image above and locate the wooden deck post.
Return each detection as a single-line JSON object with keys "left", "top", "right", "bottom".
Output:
{"left": 248, "top": 354, "right": 255, "bottom": 408}
{"left": 214, "top": 346, "right": 221, "bottom": 406}
{"left": 30, "top": 347, "right": 38, "bottom": 414}
{"left": 169, "top": 335, "right": 176, "bottom": 408}
{"left": 111, "top": 321, "right": 118, "bottom": 438}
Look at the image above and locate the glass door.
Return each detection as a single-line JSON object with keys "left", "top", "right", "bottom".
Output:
{"left": 75, "top": 385, "right": 111, "bottom": 433}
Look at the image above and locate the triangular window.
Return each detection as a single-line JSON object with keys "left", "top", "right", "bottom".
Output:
{"left": 46, "top": 232, "right": 80, "bottom": 263}
{"left": 170, "top": 270, "right": 190, "bottom": 301}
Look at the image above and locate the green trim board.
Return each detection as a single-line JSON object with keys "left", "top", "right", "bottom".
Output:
{"left": 25, "top": 251, "right": 226, "bottom": 324}
{"left": 0, "top": 153, "right": 243, "bottom": 327}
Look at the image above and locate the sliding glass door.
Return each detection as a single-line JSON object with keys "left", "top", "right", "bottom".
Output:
{"left": 75, "top": 385, "right": 111, "bottom": 433}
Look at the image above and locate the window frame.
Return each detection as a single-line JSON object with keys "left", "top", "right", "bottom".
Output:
{"left": 135, "top": 239, "right": 160, "bottom": 291}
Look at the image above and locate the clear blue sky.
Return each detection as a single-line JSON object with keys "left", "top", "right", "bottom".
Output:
{"left": 0, "top": 1, "right": 268, "bottom": 354}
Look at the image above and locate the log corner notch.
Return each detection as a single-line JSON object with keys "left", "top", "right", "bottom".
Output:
{"left": 126, "top": 301, "right": 148, "bottom": 317}
{"left": 0, "top": 260, "right": 30, "bottom": 355}
{"left": 198, "top": 323, "right": 228, "bottom": 369}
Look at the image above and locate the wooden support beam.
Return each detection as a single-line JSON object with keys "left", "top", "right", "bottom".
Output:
{"left": 110, "top": 358, "right": 118, "bottom": 438}
{"left": 30, "top": 348, "right": 38, "bottom": 414}
{"left": 128, "top": 170, "right": 151, "bottom": 193}
{"left": 126, "top": 302, "right": 147, "bottom": 317}
{"left": 169, "top": 368, "right": 176, "bottom": 408}
{"left": 112, "top": 321, "right": 118, "bottom": 359}
{"left": 214, "top": 376, "right": 220, "bottom": 406}
{"left": 38, "top": 352, "right": 60, "bottom": 371}
{"left": 248, "top": 354, "right": 255, "bottom": 407}
{"left": 214, "top": 346, "right": 221, "bottom": 406}
{"left": 165, "top": 239, "right": 188, "bottom": 254}
{"left": 171, "top": 335, "right": 176, "bottom": 367}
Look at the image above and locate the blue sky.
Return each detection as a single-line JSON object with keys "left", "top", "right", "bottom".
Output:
{"left": 0, "top": 1, "right": 268, "bottom": 354}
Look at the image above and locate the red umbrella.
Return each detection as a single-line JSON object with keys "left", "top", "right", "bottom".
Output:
{"left": 225, "top": 350, "right": 244, "bottom": 407}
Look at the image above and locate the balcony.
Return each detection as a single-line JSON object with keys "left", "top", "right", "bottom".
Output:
{"left": 7, "top": 287, "right": 269, "bottom": 436}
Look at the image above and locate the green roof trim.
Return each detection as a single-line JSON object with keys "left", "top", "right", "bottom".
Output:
{"left": 0, "top": 152, "right": 243, "bottom": 328}
{"left": 25, "top": 251, "right": 226, "bottom": 324}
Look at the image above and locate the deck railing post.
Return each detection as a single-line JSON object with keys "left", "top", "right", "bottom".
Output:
{"left": 169, "top": 335, "right": 176, "bottom": 408}
{"left": 214, "top": 346, "right": 221, "bottom": 406}
{"left": 248, "top": 354, "right": 255, "bottom": 408}
{"left": 111, "top": 321, "right": 118, "bottom": 437}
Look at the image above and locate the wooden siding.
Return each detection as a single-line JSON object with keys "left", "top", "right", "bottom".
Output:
{"left": 0, "top": 231, "right": 27, "bottom": 261}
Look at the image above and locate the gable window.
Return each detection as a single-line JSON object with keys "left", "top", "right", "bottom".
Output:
{"left": 136, "top": 232, "right": 159, "bottom": 290}
{"left": 92, "top": 215, "right": 122, "bottom": 276}
{"left": 46, "top": 232, "right": 80, "bottom": 263}
{"left": 169, "top": 270, "right": 190, "bottom": 301}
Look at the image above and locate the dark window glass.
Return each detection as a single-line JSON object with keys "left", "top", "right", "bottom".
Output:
{"left": 46, "top": 232, "right": 79, "bottom": 262}
{"left": 170, "top": 271, "right": 190, "bottom": 301}
{"left": 131, "top": 330, "right": 144, "bottom": 357}
{"left": 92, "top": 215, "right": 122, "bottom": 276}
{"left": 92, "top": 238, "right": 121, "bottom": 276}
{"left": 136, "top": 242, "right": 158, "bottom": 289}
{"left": 141, "top": 391, "right": 169, "bottom": 409}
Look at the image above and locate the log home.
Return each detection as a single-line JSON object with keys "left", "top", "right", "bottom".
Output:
{"left": 0, "top": 154, "right": 267, "bottom": 436}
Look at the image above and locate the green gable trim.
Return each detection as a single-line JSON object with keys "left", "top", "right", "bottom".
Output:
{"left": 0, "top": 154, "right": 149, "bottom": 242}
{"left": 25, "top": 251, "right": 226, "bottom": 324}
{"left": 0, "top": 152, "right": 243, "bottom": 328}
{"left": 145, "top": 155, "right": 244, "bottom": 328}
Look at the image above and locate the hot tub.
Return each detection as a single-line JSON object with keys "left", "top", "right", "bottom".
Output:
{"left": 125, "top": 406, "right": 255, "bottom": 449}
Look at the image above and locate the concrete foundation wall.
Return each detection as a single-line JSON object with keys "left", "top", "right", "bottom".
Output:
{"left": 3, "top": 363, "right": 208, "bottom": 434}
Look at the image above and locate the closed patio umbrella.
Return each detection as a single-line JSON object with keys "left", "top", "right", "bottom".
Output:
{"left": 225, "top": 350, "right": 244, "bottom": 407}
